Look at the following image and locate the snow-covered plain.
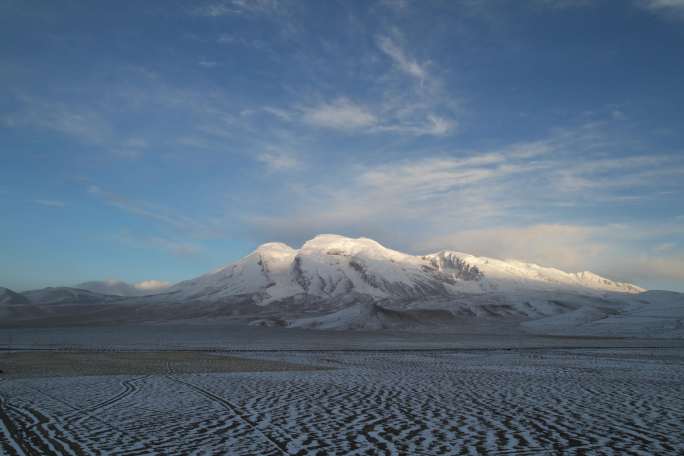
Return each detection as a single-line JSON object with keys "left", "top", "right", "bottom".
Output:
{"left": 1, "top": 235, "right": 681, "bottom": 454}
{"left": 1, "top": 348, "right": 683, "bottom": 455}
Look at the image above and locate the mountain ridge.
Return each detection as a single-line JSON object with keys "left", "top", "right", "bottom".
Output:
{"left": 166, "top": 234, "right": 644, "bottom": 306}
{"left": 4, "top": 234, "right": 676, "bottom": 337}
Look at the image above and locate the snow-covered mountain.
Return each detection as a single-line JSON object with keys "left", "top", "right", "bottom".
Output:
{"left": 21, "top": 287, "right": 124, "bottom": 305}
{"left": 168, "top": 234, "right": 643, "bottom": 305}
{"left": 6, "top": 234, "right": 676, "bottom": 337}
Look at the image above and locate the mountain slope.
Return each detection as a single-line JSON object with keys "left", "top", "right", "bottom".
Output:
{"left": 523, "top": 290, "right": 684, "bottom": 338}
{"left": 425, "top": 251, "right": 644, "bottom": 294}
{"left": 76, "top": 280, "right": 142, "bottom": 297}
{"left": 0, "top": 287, "right": 30, "bottom": 305}
{"left": 21, "top": 287, "right": 124, "bottom": 305}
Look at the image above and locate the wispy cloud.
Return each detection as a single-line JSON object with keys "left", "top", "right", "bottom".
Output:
{"left": 259, "top": 106, "right": 293, "bottom": 121}
{"left": 301, "top": 98, "right": 377, "bottom": 131}
{"left": 612, "top": 255, "right": 684, "bottom": 284}
{"left": 533, "top": 0, "right": 595, "bottom": 9}
{"left": 111, "top": 137, "right": 149, "bottom": 159}
{"left": 418, "top": 224, "right": 608, "bottom": 272}
{"left": 217, "top": 34, "right": 268, "bottom": 49}
{"left": 295, "top": 98, "right": 455, "bottom": 136}
{"left": 4, "top": 92, "right": 158, "bottom": 159}
{"left": 244, "top": 123, "right": 683, "bottom": 286}
{"left": 248, "top": 26, "right": 457, "bottom": 137}
{"left": 198, "top": 59, "right": 218, "bottom": 68}
{"left": 377, "top": 35, "right": 428, "bottom": 84}
{"left": 380, "top": 0, "right": 411, "bottom": 12}
{"left": 372, "top": 31, "right": 457, "bottom": 135}
{"left": 654, "top": 242, "right": 677, "bottom": 253}
{"left": 3, "top": 96, "right": 112, "bottom": 145}
{"left": 256, "top": 149, "right": 300, "bottom": 171}
{"left": 114, "top": 231, "right": 204, "bottom": 257}
{"left": 192, "top": 0, "right": 280, "bottom": 17}
{"left": 638, "top": 0, "right": 684, "bottom": 12}
{"left": 245, "top": 139, "right": 556, "bottom": 244}
{"left": 33, "top": 199, "right": 65, "bottom": 208}
{"left": 374, "top": 114, "right": 456, "bottom": 136}
{"left": 419, "top": 223, "right": 684, "bottom": 286}
{"left": 87, "top": 185, "right": 219, "bottom": 237}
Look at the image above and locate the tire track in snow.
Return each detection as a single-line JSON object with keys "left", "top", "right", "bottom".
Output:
{"left": 65, "top": 375, "right": 149, "bottom": 427}
{"left": 166, "top": 374, "right": 291, "bottom": 455}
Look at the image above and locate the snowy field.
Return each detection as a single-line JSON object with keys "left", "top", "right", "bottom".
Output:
{"left": 1, "top": 346, "right": 683, "bottom": 455}
{"left": 2, "top": 323, "right": 682, "bottom": 351}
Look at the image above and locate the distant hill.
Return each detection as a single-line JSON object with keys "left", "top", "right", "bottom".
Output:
{"left": 0, "top": 287, "right": 30, "bottom": 305}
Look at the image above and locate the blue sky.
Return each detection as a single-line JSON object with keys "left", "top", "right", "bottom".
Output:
{"left": 1, "top": 0, "right": 683, "bottom": 292}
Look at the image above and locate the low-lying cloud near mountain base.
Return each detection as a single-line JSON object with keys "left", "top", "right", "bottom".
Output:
{"left": 76, "top": 279, "right": 171, "bottom": 297}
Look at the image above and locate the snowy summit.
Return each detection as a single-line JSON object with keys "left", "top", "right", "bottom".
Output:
{"left": 168, "top": 234, "right": 644, "bottom": 305}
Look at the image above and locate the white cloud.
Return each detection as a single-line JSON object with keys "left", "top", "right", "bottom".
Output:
{"left": 637, "top": 0, "right": 684, "bottom": 18}
{"left": 114, "top": 231, "right": 204, "bottom": 257}
{"left": 654, "top": 242, "right": 677, "bottom": 253}
{"left": 611, "top": 109, "right": 627, "bottom": 120}
{"left": 198, "top": 60, "right": 218, "bottom": 68}
{"left": 534, "top": 0, "right": 595, "bottom": 9}
{"left": 244, "top": 29, "right": 456, "bottom": 138}
{"left": 418, "top": 223, "right": 684, "bottom": 287}
{"left": 251, "top": 126, "right": 680, "bottom": 236}
{"left": 377, "top": 35, "right": 427, "bottom": 83}
{"left": 134, "top": 279, "right": 171, "bottom": 291}
{"left": 610, "top": 255, "right": 684, "bottom": 283}
{"left": 193, "top": 0, "right": 279, "bottom": 17}
{"left": 123, "top": 138, "right": 148, "bottom": 148}
{"left": 372, "top": 33, "right": 458, "bottom": 136}
{"left": 33, "top": 199, "right": 65, "bottom": 208}
{"left": 424, "top": 115, "right": 454, "bottom": 135}
{"left": 4, "top": 92, "right": 164, "bottom": 159}
{"left": 257, "top": 149, "right": 300, "bottom": 171}
{"left": 244, "top": 124, "right": 683, "bottom": 287}
{"left": 374, "top": 114, "right": 456, "bottom": 136}
{"left": 87, "top": 185, "right": 219, "bottom": 237}
{"left": 296, "top": 98, "right": 455, "bottom": 136}
{"left": 639, "top": 0, "right": 684, "bottom": 10}
{"left": 245, "top": 140, "right": 555, "bottom": 247}
{"left": 112, "top": 137, "right": 149, "bottom": 159}
{"left": 418, "top": 224, "right": 607, "bottom": 272}
{"left": 4, "top": 97, "right": 112, "bottom": 145}
{"left": 358, "top": 153, "right": 515, "bottom": 196}
{"left": 261, "top": 106, "right": 293, "bottom": 121}
{"left": 302, "top": 98, "right": 377, "bottom": 131}
{"left": 380, "top": 0, "right": 410, "bottom": 11}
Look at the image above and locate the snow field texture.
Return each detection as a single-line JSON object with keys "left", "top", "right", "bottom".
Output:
{"left": 0, "top": 348, "right": 683, "bottom": 455}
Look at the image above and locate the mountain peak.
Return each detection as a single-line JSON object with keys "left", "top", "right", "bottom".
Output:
{"left": 254, "top": 242, "right": 296, "bottom": 254}
{"left": 300, "top": 234, "right": 409, "bottom": 260}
